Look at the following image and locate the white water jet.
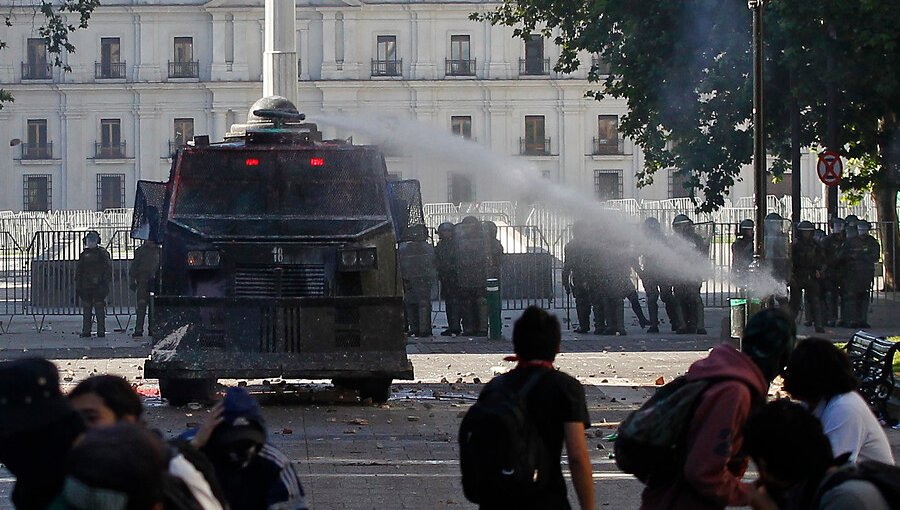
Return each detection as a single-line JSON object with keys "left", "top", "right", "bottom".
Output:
{"left": 309, "top": 112, "right": 786, "bottom": 298}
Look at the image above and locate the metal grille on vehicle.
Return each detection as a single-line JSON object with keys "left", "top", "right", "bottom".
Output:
{"left": 234, "top": 265, "right": 326, "bottom": 298}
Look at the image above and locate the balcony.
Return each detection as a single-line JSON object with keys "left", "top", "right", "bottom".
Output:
{"left": 591, "top": 56, "right": 611, "bottom": 75}
{"left": 592, "top": 138, "right": 625, "bottom": 155}
{"left": 168, "top": 60, "right": 199, "bottom": 78}
{"left": 298, "top": 58, "right": 302, "bottom": 78}
{"left": 519, "top": 58, "right": 550, "bottom": 76}
{"left": 445, "top": 59, "right": 476, "bottom": 77}
{"left": 21, "top": 142, "right": 53, "bottom": 160}
{"left": 21, "top": 62, "right": 51, "bottom": 80}
{"left": 94, "top": 142, "right": 127, "bottom": 159}
{"left": 371, "top": 59, "right": 402, "bottom": 77}
{"left": 520, "top": 138, "right": 551, "bottom": 156}
{"left": 95, "top": 61, "right": 126, "bottom": 79}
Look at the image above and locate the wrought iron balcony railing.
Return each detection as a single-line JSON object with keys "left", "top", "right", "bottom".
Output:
{"left": 445, "top": 58, "right": 476, "bottom": 76}
{"left": 371, "top": 59, "right": 402, "bottom": 77}
{"left": 168, "top": 60, "right": 199, "bottom": 78}
{"left": 519, "top": 137, "right": 551, "bottom": 156}
{"left": 95, "top": 61, "right": 126, "bottom": 79}
{"left": 592, "top": 137, "right": 625, "bottom": 155}
{"left": 21, "top": 62, "right": 51, "bottom": 80}
{"left": 21, "top": 142, "right": 53, "bottom": 160}
{"left": 95, "top": 142, "right": 127, "bottom": 159}
{"left": 519, "top": 58, "right": 550, "bottom": 76}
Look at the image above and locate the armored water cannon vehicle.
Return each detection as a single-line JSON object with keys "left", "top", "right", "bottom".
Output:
{"left": 133, "top": 96, "right": 421, "bottom": 404}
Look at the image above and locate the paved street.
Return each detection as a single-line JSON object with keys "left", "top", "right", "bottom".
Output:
{"left": 2, "top": 306, "right": 900, "bottom": 509}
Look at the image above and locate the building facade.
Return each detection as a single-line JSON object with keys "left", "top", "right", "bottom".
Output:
{"left": 0, "top": 0, "right": 825, "bottom": 212}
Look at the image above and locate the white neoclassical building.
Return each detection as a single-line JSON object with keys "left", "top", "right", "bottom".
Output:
{"left": 0, "top": 0, "right": 826, "bottom": 212}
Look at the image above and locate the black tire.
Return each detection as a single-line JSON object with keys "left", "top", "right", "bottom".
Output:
{"left": 332, "top": 377, "right": 393, "bottom": 403}
{"left": 159, "top": 378, "right": 217, "bottom": 407}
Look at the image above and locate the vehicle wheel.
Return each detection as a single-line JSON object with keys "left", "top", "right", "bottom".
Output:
{"left": 332, "top": 377, "right": 393, "bottom": 403}
{"left": 159, "top": 378, "right": 217, "bottom": 407}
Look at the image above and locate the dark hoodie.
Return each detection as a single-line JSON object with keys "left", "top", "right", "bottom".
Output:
{"left": 640, "top": 345, "right": 769, "bottom": 510}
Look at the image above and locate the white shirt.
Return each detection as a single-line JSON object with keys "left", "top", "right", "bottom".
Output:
{"left": 169, "top": 453, "right": 225, "bottom": 510}
{"left": 813, "top": 391, "right": 895, "bottom": 465}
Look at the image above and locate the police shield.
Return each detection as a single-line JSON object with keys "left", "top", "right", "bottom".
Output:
{"left": 764, "top": 216, "right": 792, "bottom": 282}
{"left": 454, "top": 219, "right": 488, "bottom": 288}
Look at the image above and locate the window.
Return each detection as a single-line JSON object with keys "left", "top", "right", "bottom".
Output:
{"left": 24, "top": 119, "right": 50, "bottom": 159}
{"left": 594, "top": 170, "right": 623, "bottom": 200}
{"left": 669, "top": 170, "right": 692, "bottom": 199}
{"left": 448, "top": 173, "right": 475, "bottom": 203}
{"left": 451, "top": 116, "right": 472, "bottom": 139}
{"left": 24, "top": 175, "right": 52, "bottom": 212}
{"left": 372, "top": 35, "right": 400, "bottom": 76}
{"left": 97, "top": 174, "right": 125, "bottom": 211}
{"left": 98, "top": 119, "right": 124, "bottom": 158}
{"left": 24, "top": 38, "right": 50, "bottom": 79}
{"left": 591, "top": 54, "right": 611, "bottom": 75}
{"left": 170, "top": 37, "right": 198, "bottom": 78}
{"left": 173, "top": 118, "right": 194, "bottom": 154}
{"left": 594, "top": 115, "right": 621, "bottom": 155}
{"left": 522, "top": 116, "right": 548, "bottom": 155}
{"left": 97, "top": 38, "right": 124, "bottom": 79}
{"left": 447, "top": 35, "right": 474, "bottom": 76}
{"left": 521, "top": 34, "right": 548, "bottom": 75}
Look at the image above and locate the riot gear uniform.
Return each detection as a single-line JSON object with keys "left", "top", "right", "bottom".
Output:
{"left": 840, "top": 221, "right": 879, "bottom": 327}
{"left": 563, "top": 222, "right": 603, "bottom": 333}
{"left": 789, "top": 221, "right": 824, "bottom": 332}
{"left": 482, "top": 221, "right": 505, "bottom": 333}
{"left": 672, "top": 215, "right": 707, "bottom": 334}
{"left": 597, "top": 226, "right": 632, "bottom": 336}
{"left": 76, "top": 231, "right": 112, "bottom": 337}
{"left": 398, "top": 224, "right": 437, "bottom": 336}
{"left": 731, "top": 219, "right": 754, "bottom": 286}
{"left": 640, "top": 218, "right": 681, "bottom": 333}
{"left": 129, "top": 239, "right": 160, "bottom": 337}
{"left": 455, "top": 216, "right": 488, "bottom": 335}
{"left": 822, "top": 217, "right": 846, "bottom": 326}
{"left": 435, "top": 222, "right": 461, "bottom": 336}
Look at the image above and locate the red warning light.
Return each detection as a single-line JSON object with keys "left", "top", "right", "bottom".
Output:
{"left": 245, "top": 158, "right": 260, "bottom": 166}
{"left": 310, "top": 157, "right": 325, "bottom": 167}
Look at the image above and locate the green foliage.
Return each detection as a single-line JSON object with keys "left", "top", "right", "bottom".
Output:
{"left": 0, "top": 0, "right": 100, "bottom": 110}
{"left": 475, "top": 0, "right": 900, "bottom": 212}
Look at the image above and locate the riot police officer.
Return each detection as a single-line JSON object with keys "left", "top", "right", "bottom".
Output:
{"left": 672, "top": 214, "right": 706, "bottom": 334}
{"left": 435, "top": 222, "right": 461, "bottom": 336}
{"left": 731, "top": 219, "right": 754, "bottom": 286}
{"left": 454, "top": 216, "right": 488, "bottom": 336}
{"left": 597, "top": 223, "right": 631, "bottom": 336}
{"left": 563, "top": 221, "right": 601, "bottom": 333}
{"left": 398, "top": 224, "right": 437, "bottom": 337}
{"left": 790, "top": 221, "right": 825, "bottom": 333}
{"left": 639, "top": 217, "right": 681, "bottom": 333}
{"left": 821, "top": 217, "right": 846, "bottom": 326}
{"left": 842, "top": 220, "right": 879, "bottom": 327}
{"left": 482, "top": 221, "right": 505, "bottom": 333}
{"left": 129, "top": 238, "right": 160, "bottom": 338}
{"left": 837, "top": 218, "right": 861, "bottom": 327}
{"left": 76, "top": 230, "right": 112, "bottom": 338}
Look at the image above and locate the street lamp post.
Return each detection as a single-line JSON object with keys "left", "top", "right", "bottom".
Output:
{"left": 749, "top": 0, "right": 767, "bottom": 264}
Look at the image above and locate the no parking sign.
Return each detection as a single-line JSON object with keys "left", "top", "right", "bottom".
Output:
{"left": 817, "top": 151, "right": 843, "bottom": 186}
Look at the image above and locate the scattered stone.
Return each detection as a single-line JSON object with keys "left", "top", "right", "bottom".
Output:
{"left": 655, "top": 376, "right": 666, "bottom": 385}
{"left": 601, "top": 379, "right": 608, "bottom": 383}
{"left": 473, "top": 377, "right": 482, "bottom": 384}
{"left": 343, "top": 429, "right": 357, "bottom": 434}
{"left": 407, "top": 416, "right": 420, "bottom": 422}
{"left": 610, "top": 397, "right": 617, "bottom": 402}
{"left": 440, "top": 377, "right": 449, "bottom": 384}
{"left": 455, "top": 378, "right": 463, "bottom": 384}
{"left": 237, "top": 381, "right": 247, "bottom": 387}
{"left": 282, "top": 428, "right": 293, "bottom": 435}
{"left": 347, "top": 418, "right": 369, "bottom": 426}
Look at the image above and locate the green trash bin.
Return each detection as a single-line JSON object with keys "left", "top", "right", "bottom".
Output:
{"left": 730, "top": 298, "right": 763, "bottom": 341}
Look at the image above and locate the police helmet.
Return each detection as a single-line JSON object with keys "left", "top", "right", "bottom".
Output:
{"left": 830, "top": 217, "right": 846, "bottom": 231}
{"left": 460, "top": 215, "right": 479, "bottom": 225}
{"left": 741, "top": 308, "right": 797, "bottom": 382}
{"left": 83, "top": 230, "right": 101, "bottom": 244}
{"left": 858, "top": 221, "right": 872, "bottom": 234}
{"left": 814, "top": 229, "right": 826, "bottom": 243}
{"left": 643, "top": 217, "right": 661, "bottom": 232}
{"left": 672, "top": 214, "right": 693, "bottom": 227}
{"left": 437, "top": 222, "right": 454, "bottom": 234}
{"left": 844, "top": 214, "right": 859, "bottom": 224}
{"left": 739, "top": 219, "right": 754, "bottom": 230}
{"left": 765, "top": 212, "right": 783, "bottom": 222}
{"left": 482, "top": 221, "right": 498, "bottom": 237}
{"left": 797, "top": 221, "right": 815, "bottom": 231}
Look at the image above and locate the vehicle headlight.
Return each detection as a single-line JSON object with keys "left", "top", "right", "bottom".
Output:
{"left": 204, "top": 250, "right": 221, "bottom": 267}
{"left": 339, "top": 247, "right": 377, "bottom": 271}
{"left": 186, "top": 250, "right": 204, "bottom": 267}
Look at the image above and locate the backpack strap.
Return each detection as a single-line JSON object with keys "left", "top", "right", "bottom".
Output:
{"left": 518, "top": 368, "right": 552, "bottom": 399}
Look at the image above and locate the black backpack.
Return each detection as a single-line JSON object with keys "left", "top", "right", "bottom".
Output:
{"left": 814, "top": 460, "right": 900, "bottom": 508}
{"left": 458, "top": 369, "right": 550, "bottom": 504}
{"left": 614, "top": 376, "right": 715, "bottom": 484}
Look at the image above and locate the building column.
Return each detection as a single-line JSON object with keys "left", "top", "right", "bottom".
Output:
{"left": 136, "top": 108, "right": 161, "bottom": 182}
{"left": 298, "top": 20, "right": 310, "bottom": 80}
{"left": 410, "top": 11, "right": 434, "bottom": 80}
{"left": 61, "top": 109, "right": 86, "bottom": 209}
{"left": 210, "top": 13, "right": 233, "bottom": 80}
{"left": 134, "top": 13, "right": 161, "bottom": 82}
{"left": 210, "top": 109, "right": 228, "bottom": 143}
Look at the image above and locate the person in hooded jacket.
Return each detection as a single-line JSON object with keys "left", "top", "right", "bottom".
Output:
{"left": 184, "top": 387, "right": 308, "bottom": 510}
{"left": 640, "top": 308, "right": 796, "bottom": 510}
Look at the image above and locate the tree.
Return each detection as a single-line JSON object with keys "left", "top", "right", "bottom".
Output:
{"left": 475, "top": 0, "right": 900, "bottom": 289}
{"left": 1, "top": 0, "right": 100, "bottom": 109}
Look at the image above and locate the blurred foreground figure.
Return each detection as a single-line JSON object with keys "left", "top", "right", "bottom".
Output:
{"left": 185, "top": 387, "right": 309, "bottom": 510}
{"left": 0, "top": 358, "right": 86, "bottom": 509}
{"left": 50, "top": 424, "right": 168, "bottom": 510}
{"left": 744, "top": 400, "right": 893, "bottom": 510}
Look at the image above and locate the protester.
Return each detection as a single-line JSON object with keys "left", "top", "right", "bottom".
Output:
{"left": 640, "top": 308, "right": 796, "bottom": 510}
{"left": 782, "top": 338, "right": 894, "bottom": 465}
{"left": 49, "top": 424, "right": 169, "bottom": 510}
{"left": 185, "top": 387, "right": 309, "bottom": 510}
{"left": 465, "top": 306, "right": 594, "bottom": 510}
{"left": 0, "top": 358, "right": 86, "bottom": 509}
{"left": 69, "top": 374, "right": 227, "bottom": 510}
{"left": 744, "top": 400, "right": 892, "bottom": 510}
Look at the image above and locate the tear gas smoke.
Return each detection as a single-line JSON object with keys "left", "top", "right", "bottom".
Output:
{"left": 310, "top": 112, "right": 786, "bottom": 298}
